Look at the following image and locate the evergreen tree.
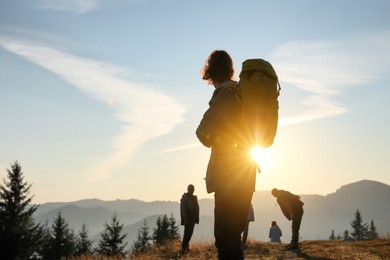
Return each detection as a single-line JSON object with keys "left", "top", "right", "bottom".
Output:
{"left": 35, "top": 222, "right": 52, "bottom": 259}
{"left": 153, "top": 216, "right": 163, "bottom": 245}
{"left": 153, "top": 214, "right": 180, "bottom": 245}
{"left": 329, "top": 230, "right": 335, "bottom": 240}
{"left": 153, "top": 214, "right": 170, "bottom": 245}
{"left": 369, "top": 219, "right": 379, "bottom": 240}
{"left": 168, "top": 213, "right": 180, "bottom": 241}
{"left": 0, "top": 161, "right": 43, "bottom": 259}
{"left": 75, "top": 223, "right": 94, "bottom": 256}
{"left": 97, "top": 213, "right": 127, "bottom": 257}
{"left": 350, "top": 209, "right": 370, "bottom": 241}
{"left": 343, "top": 230, "right": 350, "bottom": 241}
{"left": 44, "top": 211, "right": 76, "bottom": 259}
{"left": 131, "top": 219, "right": 151, "bottom": 256}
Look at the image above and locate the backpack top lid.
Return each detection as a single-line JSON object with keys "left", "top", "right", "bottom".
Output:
{"left": 239, "top": 59, "right": 278, "bottom": 81}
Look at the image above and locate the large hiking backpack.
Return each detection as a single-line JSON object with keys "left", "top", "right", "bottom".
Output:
{"left": 237, "top": 59, "right": 280, "bottom": 148}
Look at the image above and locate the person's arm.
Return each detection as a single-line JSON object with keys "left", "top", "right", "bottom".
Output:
{"left": 180, "top": 196, "right": 188, "bottom": 225}
{"left": 196, "top": 89, "right": 223, "bottom": 147}
{"left": 277, "top": 198, "right": 293, "bottom": 221}
{"left": 196, "top": 86, "right": 238, "bottom": 148}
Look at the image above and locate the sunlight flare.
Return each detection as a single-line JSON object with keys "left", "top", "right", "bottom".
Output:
{"left": 251, "top": 146, "right": 273, "bottom": 170}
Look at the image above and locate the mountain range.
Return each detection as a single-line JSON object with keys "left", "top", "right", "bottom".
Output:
{"left": 33, "top": 179, "right": 390, "bottom": 249}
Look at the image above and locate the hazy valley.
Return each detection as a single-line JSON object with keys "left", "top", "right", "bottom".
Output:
{"left": 34, "top": 179, "right": 390, "bottom": 249}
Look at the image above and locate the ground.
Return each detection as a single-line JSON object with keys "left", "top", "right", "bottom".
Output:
{"left": 130, "top": 239, "right": 390, "bottom": 260}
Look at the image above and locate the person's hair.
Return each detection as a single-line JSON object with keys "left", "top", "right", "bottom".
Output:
{"left": 271, "top": 221, "right": 277, "bottom": 226}
{"left": 201, "top": 50, "right": 234, "bottom": 85}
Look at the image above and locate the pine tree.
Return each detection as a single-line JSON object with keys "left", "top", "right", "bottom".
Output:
{"left": 35, "top": 221, "right": 52, "bottom": 259}
{"left": 75, "top": 223, "right": 94, "bottom": 256}
{"left": 343, "top": 230, "right": 350, "bottom": 241}
{"left": 350, "top": 209, "right": 370, "bottom": 241}
{"left": 369, "top": 220, "right": 379, "bottom": 240}
{"left": 97, "top": 212, "right": 127, "bottom": 257}
{"left": 168, "top": 213, "right": 180, "bottom": 241}
{"left": 329, "top": 230, "right": 335, "bottom": 240}
{"left": 153, "top": 216, "right": 163, "bottom": 245}
{"left": 0, "top": 161, "right": 43, "bottom": 259}
{"left": 153, "top": 215, "right": 171, "bottom": 245}
{"left": 131, "top": 219, "right": 151, "bottom": 256}
{"left": 153, "top": 214, "right": 180, "bottom": 245}
{"left": 45, "top": 211, "right": 76, "bottom": 259}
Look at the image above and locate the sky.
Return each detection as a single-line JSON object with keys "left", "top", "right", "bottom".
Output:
{"left": 0, "top": 0, "right": 389, "bottom": 204}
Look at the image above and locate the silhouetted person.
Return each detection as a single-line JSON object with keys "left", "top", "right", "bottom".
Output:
{"left": 269, "top": 220, "right": 282, "bottom": 242}
{"left": 180, "top": 184, "right": 199, "bottom": 253}
{"left": 197, "top": 50, "right": 257, "bottom": 260}
{"left": 241, "top": 203, "right": 255, "bottom": 250}
{"left": 271, "top": 188, "right": 304, "bottom": 250}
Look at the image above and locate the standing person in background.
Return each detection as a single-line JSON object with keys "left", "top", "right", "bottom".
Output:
{"left": 269, "top": 220, "right": 282, "bottom": 242}
{"left": 180, "top": 184, "right": 199, "bottom": 254}
{"left": 197, "top": 50, "right": 257, "bottom": 259}
{"left": 241, "top": 203, "right": 255, "bottom": 250}
{"left": 271, "top": 188, "right": 304, "bottom": 250}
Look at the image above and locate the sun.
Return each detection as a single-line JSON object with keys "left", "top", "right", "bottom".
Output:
{"left": 251, "top": 146, "right": 273, "bottom": 171}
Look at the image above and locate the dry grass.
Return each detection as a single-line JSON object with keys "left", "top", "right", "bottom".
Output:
{"left": 129, "top": 239, "right": 390, "bottom": 260}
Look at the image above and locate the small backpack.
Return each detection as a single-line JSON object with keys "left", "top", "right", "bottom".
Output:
{"left": 237, "top": 59, "right": 280, "bottom": 148}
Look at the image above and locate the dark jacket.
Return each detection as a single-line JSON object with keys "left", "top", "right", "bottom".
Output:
{"left": 180, "top": 193, "right": 199, "bottom": 225}
{"left": 196, "top": 81, "right": 257, "bottom": 193}
{"left": 275, "top": 190, "right": 304, "bottom": 221}
{"left": 247, "top": 203, "right": 255, "bottom": 222}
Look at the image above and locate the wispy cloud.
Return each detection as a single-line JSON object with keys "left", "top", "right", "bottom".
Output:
{"left": 157, "top": 143, "right": 201, "bottom": 154}
{"left": 36, "top": 0, "right": 99, "bottom": 14}
{"left": 0, "top": 36, "right": 186, "bottom": 180}
{"left": 272, "top": 33, "right": 390, "bottom": 126}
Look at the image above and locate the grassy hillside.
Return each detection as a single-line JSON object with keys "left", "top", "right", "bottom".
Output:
{"left": 128, "top": 239, "right": 390, "bottom": 260}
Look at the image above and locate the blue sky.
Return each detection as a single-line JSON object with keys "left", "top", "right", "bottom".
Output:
{"left": 1, "top": 0, "right": 389, "bottom": 203}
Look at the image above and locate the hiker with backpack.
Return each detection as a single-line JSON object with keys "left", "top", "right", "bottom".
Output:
{"left": 271, "top": 188, "right": 304, "bottom": 250}
{"left": 197, "top": 50, "right": 256, "bottom": 259}
{"left": 196, "top": 50, "right": 280, "bottom": 259}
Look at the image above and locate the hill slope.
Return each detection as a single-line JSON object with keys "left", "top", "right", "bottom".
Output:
{"left": 34, "top": 179, "right": 390, "bottom": 247}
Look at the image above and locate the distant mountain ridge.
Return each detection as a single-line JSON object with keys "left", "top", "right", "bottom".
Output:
{"left": 33, "top": 179, "right": 390, "bottom": 249}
